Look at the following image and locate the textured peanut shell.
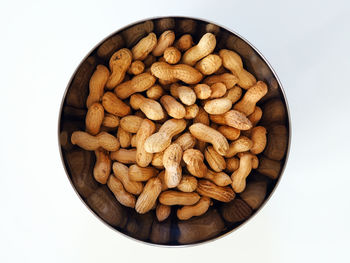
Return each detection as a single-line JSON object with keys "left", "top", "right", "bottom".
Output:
{"left": 86, "top": 65, "right": 110, "bottom": 108}
{"left": 248, "top": 106, "right": 263, "bottom": 126}
{"left": 205, "top": 146, "right": 226, "bottom": 172}
{"left": 127, "top": 60, "right": 145, "bottom": 75}
{"left": 170, "top": 85, "right": 196, "bottom": 106}
{"left": 71, "top": 131, "right": 120, "bottom": 151}
{"left": 129, "top": 165, "right": 158, "bottom": 181}
{"left": 160, "top": 95, "right": 186, "bottom": 119}
{"left": 174, "top": 34, "right": 193, "bottom": 51}
{"left": 120, "top": 115, "right": 143, "bottom": 133}
{"left": 209, "top": 82, "right": 226, "bottom": 98}
{"left": 102, "top": 92, "right": 131, "bottom": 117}
{"left": 117, "top": 127, "right": 131, "bottom": 148}
{"left": 177, "top": 196, "right": 211, "bottom": 220}
{"left": 225, "top": 136, "right": 253, "bottom": 157}
{"left": 225, "top": 157, "right": 239, "bottom": 172}
{"left": 132, "top": 33, "right": 157, "bottom": 60}
{"left": 231, "top": 152, "right": 254, "bottom": 193}
{"left": 196, "top": 54, "right": 222, "bottom": 75}
{"left": 189, "top": 123, "right": 229, "bottom": 156}
{"left": 159, "top": 191, "right": 200, "bottom": 206}
{"left": 250, "top": 126, "right": 267, "bottom": 154}
{"left": 193, "top": 107, "right": 210, "bottom": 125}
{"left": 203, "top": 73, "right": 238, "bottom": 89}
{"left": 218, "top": 125, "right": 240, "bottom": 140}
{"left": 204, "top": 170, "right": 232, "bottom": 186}
{"left": 85, "top": 103, "right": 104, "bottom": 135}
{"left": 184, "top": 104, "right": 199, "bottom": 119}
{"left": 182, "top": 33, "right": 216, "bottom": 66}
{"left": 197, "top": 180, "right": 235, "bottom": 202}
{"left": 136, "top": 119, "right": 156, "bottom": 167}
{"left": 135, "top": 177, "right": 162, "bottom": 214}
{"left": 163, "top": 143, "right": 183, "bottom": 188}
{"left": 204, "top": 98, "right": 232, "bottom": 115}
{"left": 115, "top": 73, "right": 156, "bottom": 99}
{"left": 102, "top": 113, "right": 119, "bottom": 128}
{"left": 106, "top": 49, "right": 132, "bottom": 89}
{"left": 93, "top": 149, "right": 111, "bottom": 184}
{"left": 107, "top": 175, "right": 136, "bottom": 208}
{"left": 174, "top": 132, "right": 196, "bottom": 151}
{"left": 156, "top": 204, "right": 171, "bottom": 222}
{"left": 146, "top": 84, "right": 164, "bottom": 100}
{"left": 130, "top": 94, "right": 165, "bottom": 120}
{"left": 163, "top": 46, "right": 181, "bottom": 64}
{"left": 223, "top": 86, "right": 242, "bottom": 103}
{"left": 224, "top": 110, "right": 253, "bottom": 130}
{"left": 110, "top": 149, "right": 136, "bottom": 164}
{"left": 112, "top": 162, "right": 143, "bottom": 195}
{"left": 177, "top": 175, "right": 198, "bottom": 192}
{"left": 152, "top": 151, "right": 164, "bottom": 169}
{"left": 194, "top": 84, "right": 211, "bottom": 99}
{"left": 183, "top": 149, "right": 207, "bottom": 178}
{"left": 152, "top": 30, "right": 175, "bottom": 56}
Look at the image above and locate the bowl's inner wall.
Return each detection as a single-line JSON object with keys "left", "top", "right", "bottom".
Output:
{"left": 59, "top": 17, "right": 289, "bottom": 246}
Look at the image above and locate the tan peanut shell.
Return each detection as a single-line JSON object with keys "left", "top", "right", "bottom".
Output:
{"left": 197, "top": 180, "right": 235, "bottom": 202}
{"left": 170, "top": 85, "right": 196, "bottom": 106}
{"left": 129, "top": 164, "right": 158, "bottom": 181}
{"left": 144, "top": 119, "right": 186, "bottom": 153}
{"left": 203, "top": 73, "right": 238, "bottom": 89}
{"left": 177, "top": 175, "right": 198, "bottom": 192}
{"left": 135, "top": 177, "right": 162, "bottom": 214}
{"left": 107, "top": 175, "right": 136, "bottom": 208}
{"left": 151, "top": 62, "right": 203, "bottom": 84}
{"left": 136, "top": 119, "right": 156, "bottom": 167}
{"left": 93, "top": 149, "right": 111, "bottom": 184}
{"left": 117, "top": 127, "right": 131, "bottom": 148}
{"left": 163, "top": 143, "right": 183, "bottom": 188}
{"left": 102, "top": 92, "right": 131, "bottom": 117}
{"left": 194, "top": 84, "right": 212, "bottom": 99}
{"left": 163, "top": 46, "right": 181, "bottom": 64}
{"left": 225, "top": 157, "right": 239, "bottom": 172}
{"left": 120, "top": 115, "right": 143, "bottom": 133}
{"left": 223, "top": 110, "right": 253, "bottom": 130}
{"left": 159, "top": 191, "right": 200, "bottom": 206}
{"left": 143, "top": 54, "right": 156, "bottom": 68}
{"left": 131, "top": 134, "right": 137, "bottom": 147}
{"left": 193, "top": 107, "right": 210, "bottom": 125}
{"left": 219, "top": 49, "right": 256, "bottom": 89}
{"left": 114, "top": 72, "right": 156, "bottom": 99}
{"left": 174, "top": 34, "right": 193, "bottom": 51}
{"left": 127, "top": 60, "right": 145, "bottom": 75}
{"left": 71, "top": 131, "right": 120, "bottom": 151}
{"left": 183, "top": 149, "right": 207, "bottom": 178}
{"left": 209, "top": 82, "right": 226, "bottom": 98}
{"left": 196, "top": 54, "right": 222, "bottom": 75}
{"left": 152, "top": 30, "right": 175, "bottom": 56}
{"left": 223, "top": 86, "right": 242, "bottom": 103}
{"left": 177, "top": 196, "right": 211, "bottom": 220}
{"left": 204, "top": 98, "right": 232, "bottom": 115}
{"left": 130, "top": 94, "right": 165, "bottom": 120}
{"left": 174, "top": 132, "right": 196, "bottom": 151}
{"left": 146, "top": 84, "right": 164, "bottom": 100}
{"left": 152, "top": 151, "right": 164, "bottom": 169}
{"left": 86, "top": 65, "right": 110, "bottom": 108}
{"left": 250, "top": 126, "right": 267, "bottom": 154}
{"left": 231, "top": 152, "right": 255, "bottom": 193}
{"left": 102, "top": 113, "right": 119, "bottom": 128}
{"left": 156, "top": 204, "right": 171, "bottom": 222}
{"left": 204, "top": 170, "right": 232, "bottom": 186}
{"left": 205, "top": 146, "right": 226, "bottom": 172}
{"left": 132, "top": 32, "right": 157, "bottom": 60}
{"left": 160, "top": 95, "right": 186, "bottom": 119}
{"left": 122, "top": 21, "right": 154, "bottom": 47}
{"left": 184, "top": 104, "right": 199, "bottom": 119}
{"left": 85, "top": 103, "right": 104, "bottom": 135}
{"left": 182, "top": 33, "right": 216, "bottom": 66}
{"left": 112, "top": 162, "right": 143, "bottom": 195}
{"left": 240, "top": 179, "right": 267, "bottom": 209}
{"left": 248, "top": 106, "right": 263, "bottom": 126}
{"left": 234, "top": 81, "right": 268, "bottom": 115}
{"left": 157, "top": 170, "right": 168, "bottom": 191}
{"left": 106, "top": 49, "right": 133, "bottom": 89}
{"left": 110, "top": 149, "right": 136, "bottom": 164}
{"left": 225, "top": 136, "right": 253, "bottom": 158}
{"left": 189, "top": 123, "right": 229, "bottom": 156}
{"left": 218, "top": 125, "right": 240, "bottom": 141}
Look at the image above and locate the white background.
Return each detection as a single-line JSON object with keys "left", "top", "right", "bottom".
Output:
{"left": 1, "top": 0, "right": 349, "bottom": 262}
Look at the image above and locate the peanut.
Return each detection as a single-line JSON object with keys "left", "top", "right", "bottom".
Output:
{"left": 106, "top": 49, "right": 133, "bottom": 89}
{"left": 183, "top": 149, "right": 207, "bottom": 178}
{"left": 112, "top": 162, "right": 143, "bottom": 195}
{"left": 85, "top": 103, "right": 104, "bottom": 135}
{"left": 225, "top": 136, "right": 253, "bottom": 157}
{"left": 107, "top": 175, "right": 136, "bottom": 208}
{"left": 196, "top": 54, "right": 222, "bottom": 75}
{"left": 93, "top": 149, "right": 111, "bottom": 184}
{"left": 248, "top": 106, "right": 263, "bottom": 126}
{"left": 189, "top": 123, "right": 229, "bottom": 156}
{"left": 205, "top": 146, "right": 226, "bottom": 172}
{"left": 156, "top": 204, "right": 171, "bottom": 222}
{"left": 71, "top": 131, "right": 120, "bottom": 151}
{"left": 174, "top": 34, "right": 193, "bottom": 51}
{"left": 177, "top": 175, "right": 198, "bottom": 192}
{"left": 209, "top": 82, "right": 226, "bottom": 98}
{"left": 130, "top": 94, "right": 165, "bottom": 120}
{"left": 231, "top": 152, "right": 255, "bottom": 193}
{"left": 144, "top": 119, "right": 186, "bottom": 153}
{"left": 152, "top": 151, "right": 164, "bottom": 169}
{"left": 218, "top": 125, "right": 240, "bottom": 140}
{"left": 131, "top": 134, "right": 137, "bottom": 148}
{"left": 170, "top": 84, "right": 196, "bottom": 106}
{"left": 160, "top": 95, "right": 186, "bottom": 119}
{"left": 224, "top": 110, "right": 253, "bottom": 130}
{"left": 250, "top": 126, "right": 267, "bottom": 154}
{"left": 86, "top": 65, "right": 110, "bottom": 108}
{"left": 152, "top": 30, "right": 175, "bottom": 56}
{"left": 127, "top": 60, "right": 145, "bottom": 75}
{"left": 110, "top": 148, "right": 136, "bottom": 164}
{"left": 129, "top": 164, "right": 158, "bottom": 181}
{"left": 163, "top": 143, "right": 183, "bottom": 188}
{"left": 163, "top": 46, "right": 181, "bottom": 64}
{"left": 219, "top": 49, "right": 256, "bottom": 89}
{"left": 146, "top": 84, "right": 164, "bottom": 100}
{"left": 204, "top": 170, "right": 232, "bottom": 186}
{"left": 102, "top": 113, "right": 119, "bottom": 128}
{"left": 234, "top": 81, "right": 268, "bottom": 115}
{"left": 194, "top": 84, "right": 211, "bottom": 99}
{"left": 151, "top": 62, "right": 203, "bottom": 84}
{"left": 114, "top": 72, "right": 156, "bottom": 99}
{"left": 225, "top": 157, "right": 239, "bottom": 172}
{"left": 122, "top": 21, "right": 154, "bottom": 47}
{"left": 136, "top": 119, "right": 156, "bottom": 167}
{"left": 117, "top": 127, "right": 131, "bottom": 148}
{"left": 159, "top": 191, "right": 200, "bottom": 206}
{"left": 174, "top": 132, "right": 196, "bottom": 151}
{"left": 203, "top": 98, "right": 232, "bottom": 115}
{"left": 157, "top": 170, "right": 168, "bottom": 191}
{"left": 120, "top": 115, "right": 143, "bottom": 133}
{"left": 177, "top": 196, "right": 211, "bottom": 220}
{"left": 135, "top": 177, "right": 162, "bottom": 214}
{"left": 184, "top": 104, "right": 199, "bottom": 119}
{"left": 197, "top": 179, "right": 235, "bottom": 202}
{"left": 182, "top": 33, "right": 216, "bottom": 66}
{"left": 132, "top": 33, "right": 157, "bottom": 60}
{"left": 102, "top": 92, "right": 131, "bottom": 117}
{"left": 204, "top": 73, "right": 239, "bottom": 89}
{"left": 223, "top": 86, "right": 242, "bottom": 103}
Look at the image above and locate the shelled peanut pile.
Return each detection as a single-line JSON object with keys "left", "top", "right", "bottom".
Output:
{"left": 70, "top": 25, "right": 270, "bottom": 222}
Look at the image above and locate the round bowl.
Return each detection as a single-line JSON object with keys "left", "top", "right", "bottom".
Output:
{"left": 58, "top": 16, "right": 291, "bottom": 246}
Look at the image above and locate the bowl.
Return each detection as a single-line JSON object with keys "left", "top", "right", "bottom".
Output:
{"left": 58, "top": 16, "right": 291, "bottom": 246}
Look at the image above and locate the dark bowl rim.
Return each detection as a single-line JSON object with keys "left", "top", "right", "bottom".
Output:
{"left": 57, "top": 15, "right": 292, "bottom": 248}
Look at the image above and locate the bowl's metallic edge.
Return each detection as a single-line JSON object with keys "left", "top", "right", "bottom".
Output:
{"left": 57, "top": 15, "right": 292, "bottom": 248}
